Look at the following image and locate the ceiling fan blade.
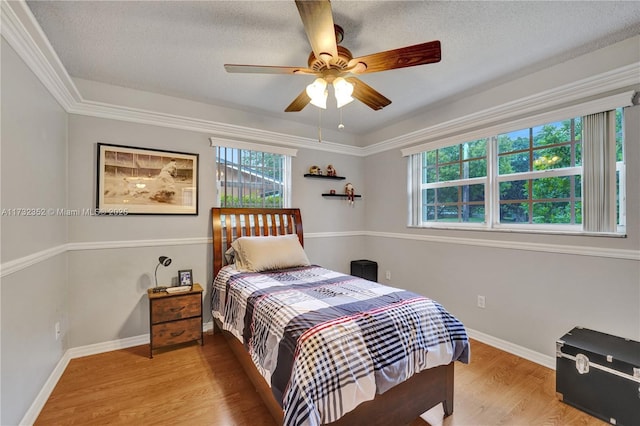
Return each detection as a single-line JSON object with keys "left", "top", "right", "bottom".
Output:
{"left": 345, "top": 77, "right": 391, "bottom": 111}
{"left": 285, "top": 89, "right": 311, "bottom": 112}
{"left": 348, "top": 40, "right": 441, "bottom": 74}
{"left": 295, "top": 0, "right": 338, "bottom": 65}
{"left": 224, "top": 64, "right": 317, "bottom": 75}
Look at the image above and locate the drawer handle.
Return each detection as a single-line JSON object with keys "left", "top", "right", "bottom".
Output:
{"left": 170, "top": 330, "right": 186, "bottom": 338}
{"left": 170, "top": 306, "right": 185, "bottom": 313}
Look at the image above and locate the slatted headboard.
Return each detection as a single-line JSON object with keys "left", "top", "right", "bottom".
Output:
{"left": 211, "top": 207, "right": 304, "bottom": 277}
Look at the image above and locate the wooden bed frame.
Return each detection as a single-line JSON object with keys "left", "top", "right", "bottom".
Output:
{"left": 211, "top": 207, "right": 455, "bottom": 425}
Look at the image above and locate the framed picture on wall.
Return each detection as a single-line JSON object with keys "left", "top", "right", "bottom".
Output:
{"left": 96, "top": 143, "right": 199, "bottom": 215}
{"left": 178, "top": 269, "right": 193, "bottom": 287}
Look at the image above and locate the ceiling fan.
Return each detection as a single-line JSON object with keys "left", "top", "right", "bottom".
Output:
{"left": 224, "top": 0, "right": 441, "bottom": 112}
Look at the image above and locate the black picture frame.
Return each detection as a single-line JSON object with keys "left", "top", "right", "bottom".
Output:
{"left": 96, "top": 143, "right": 199, "bottom": 215}
{"left": 178, "top": 269, "right": 193, "bottom": 287}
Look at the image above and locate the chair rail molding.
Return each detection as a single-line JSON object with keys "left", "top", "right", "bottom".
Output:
{"left": 2, "top": 232, "right": 637, "bottom": 279}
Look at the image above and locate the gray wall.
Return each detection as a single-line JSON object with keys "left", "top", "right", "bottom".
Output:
{"left": 362, "top": 106, "right": 640, "bottom": 358}
{"left": 1, "top": 53, "right": 366, "bottom": 422}
{"left": 64, "top": 114, "right": 366, "bottom": 349}
{"left": 1, "top": 39, "right": 69, "bottom": 425}
{"left": 2, "top": 28, "right": 639, "bottom": 426}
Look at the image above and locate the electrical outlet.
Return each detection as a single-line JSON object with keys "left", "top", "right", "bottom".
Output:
{"left": 55, "top": 322, "right": 61, "bottom": 340}
{"left": 385, "top": 270, "right": 391, "bottom": 280}
{"left": 477, "top": 295, "right": 486, "bottom": 309}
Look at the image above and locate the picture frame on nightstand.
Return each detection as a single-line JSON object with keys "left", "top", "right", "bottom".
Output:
{"left": 178, "top": 269, "right": 193, "bottom": 287}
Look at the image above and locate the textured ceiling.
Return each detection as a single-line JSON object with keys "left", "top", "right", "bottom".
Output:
{"left": 26, "top": 1, "right": 640, "bottom": 137}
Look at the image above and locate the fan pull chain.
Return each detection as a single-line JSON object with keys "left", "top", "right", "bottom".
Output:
{"left": 317, "top": 108, "right": 322, "bottom": 143}
{"left": 338, "top": 108, "right": 345, "bottom": 130}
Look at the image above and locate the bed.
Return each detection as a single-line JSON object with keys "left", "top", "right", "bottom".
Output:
{"left": 210, "top": 207, "right": 469, "bottom": 426}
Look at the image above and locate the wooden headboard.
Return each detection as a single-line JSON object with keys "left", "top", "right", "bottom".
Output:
{"left": 211, "top": 207, "right": 304, "bottom": 277}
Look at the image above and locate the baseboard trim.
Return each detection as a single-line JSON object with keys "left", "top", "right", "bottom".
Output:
{"left": 20, "top": 323, "right": 551, "bottom": 425}
{"left": 66, "top": 334, "right": 150, "bottom": 359}
{"left": 466, "top": 328, "right": 556, "bottom": 370}
{"left": 19, "top": 323, "right": 214, "bottom": 425}
{"left": 18, "top": 351, "right": 71, "bottom": 426}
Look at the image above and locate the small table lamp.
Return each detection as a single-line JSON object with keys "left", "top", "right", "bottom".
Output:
{"left": 153, "top": 256, "right": 172, "bottom": 291}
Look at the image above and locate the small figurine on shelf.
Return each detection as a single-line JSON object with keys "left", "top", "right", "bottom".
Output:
{"left": 345, "top": 182, "right": 355, "bottom": 206}
{"left": 326, "top": 164, "right": 337, "bottom": 177}
{"left": 309, "top": 165, "right": 322, "bottom": 175}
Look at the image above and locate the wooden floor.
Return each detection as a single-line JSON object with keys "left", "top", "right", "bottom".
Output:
{"left": 35, "top": 334, "right": 606, "bottom": 426}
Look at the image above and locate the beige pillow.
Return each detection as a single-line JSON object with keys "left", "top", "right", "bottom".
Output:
{"left": 231, "top": 235, "right": 310, "bottom": 272}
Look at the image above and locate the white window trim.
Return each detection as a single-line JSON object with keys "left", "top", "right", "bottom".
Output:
{"left": 401, "top": 91, "right": 634, "bottom": 158}
{"left": 617, "top": 161, "right": 626, "bottom": 229}
{"left": 213, "top": 141, "right": 294, "bottom": 208}
{"left": 407, "top": 100, "right": 631, "bottom": 235}
{"left": 209, "top": 137, "right": 298, "bottom": 157}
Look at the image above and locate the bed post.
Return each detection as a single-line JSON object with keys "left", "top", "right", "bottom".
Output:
{"left": 443, "top": 361, "right": 455, "bottom": 416}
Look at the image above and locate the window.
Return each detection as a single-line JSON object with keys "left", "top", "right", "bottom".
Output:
{"left": 407, "top": 108, "right": 625, "bottom": 234}
{"left": 214, "top": 144, "right": 293, "bottom": 208}
{"left": 497, "top": 119, "right": 582, "bottom": 226}
{"left": 419, "top": 139, "right": 487, "bottom": 223}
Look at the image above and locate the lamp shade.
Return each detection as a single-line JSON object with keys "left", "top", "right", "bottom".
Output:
{"left": 154, "top": 256, "right": 172, "bottom": 287}
{"left": 306, "top": 78, "right": 328, "bottom": 109}
{"left": 333, "top": 77, "right": 354, "bottom": 108}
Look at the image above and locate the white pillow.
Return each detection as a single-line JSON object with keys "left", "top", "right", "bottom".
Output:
{"left": 231, "top": 235, "right": 310, "bottom": 272}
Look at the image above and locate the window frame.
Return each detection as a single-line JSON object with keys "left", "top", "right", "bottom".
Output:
{"left": 418, "top": 138, "right": 489, "bottom": 225}
{"left": 210, "top": 138, "right": 296, "bottom": 209}
{"left": 406, "top": 106, "right": 628, "bottom": 236}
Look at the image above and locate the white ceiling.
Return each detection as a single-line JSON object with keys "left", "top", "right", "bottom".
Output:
{"left": 26, "top": 1, "right": 640, "bottom": 137}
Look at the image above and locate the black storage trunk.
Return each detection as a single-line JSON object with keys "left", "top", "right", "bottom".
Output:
{"left": 350, "top": 259, "right": 377, "bottom": 282}
{"left": 556, "top": 327, "right": 640, "bottom": 425}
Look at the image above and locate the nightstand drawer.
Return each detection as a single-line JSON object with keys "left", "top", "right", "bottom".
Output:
{"left": 152, "top": 317, "right": 202, "bottom": 347}
{"left": 151, "top": 293, "right": 201, "bottom": 323}
{"left": 147, "top": 283, "right": 203, "bottom": 358}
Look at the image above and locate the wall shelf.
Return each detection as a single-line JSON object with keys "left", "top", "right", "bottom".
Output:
{"left": 321, "top": 193, "right": 362, "bottom": 198}
{"left": 304, "top": 174, "right": 345, "bottom": 180}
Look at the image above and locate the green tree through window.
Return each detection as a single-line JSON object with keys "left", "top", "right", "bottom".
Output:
{"left": 412, "top": 108, "right": 624, "bottom": 232}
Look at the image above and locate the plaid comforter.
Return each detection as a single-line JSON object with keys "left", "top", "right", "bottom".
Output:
{"left": 211, "top": 265, "right": 469, "bottom": 426}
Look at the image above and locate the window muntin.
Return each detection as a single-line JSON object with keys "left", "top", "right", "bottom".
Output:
{"left": 423, "top": 184, "right": 485, "bottom": 223}
{"left": 420, "top": 139, "right": 488, "bottom": 224}
{"left": 216, "top": 146, "right": 291, "bottom": 208}
{"left": 410, "top": 108, "right": 624, "bottom": 233}
{"left": 496, "top": 118, "right": 582, "bottom": 226}
{"left": 498, "top": 176, "right": 582, "bottom": 224}
{"left": 498, "top": 119, "right": 581, "bottom": 175}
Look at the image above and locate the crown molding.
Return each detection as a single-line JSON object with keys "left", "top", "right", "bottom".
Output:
{"left": 70, "top": 99, "right": 364, "bottom": 157}
{"left": 1, "top": 0, "right": 362, "bottom": 156}
{"left": 2, "top": 0, "right": 638, "bottom": 159}
{"left": 399, "top": 89, "right": 636, "bottom": 157}
{"left": 363, "top": 62, "right": 640, "bottom": 157}
{"left": 1, "top": 0, "right": 81, "bottom": 108}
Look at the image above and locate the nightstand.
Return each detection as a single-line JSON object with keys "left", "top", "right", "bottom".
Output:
{"left": 147, "top": 283, "right": 204, "bottom": 358}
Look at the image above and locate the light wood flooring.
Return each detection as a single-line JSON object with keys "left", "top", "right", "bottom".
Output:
{"left": 35, "top": 334, "right": 606, "bottom": 425}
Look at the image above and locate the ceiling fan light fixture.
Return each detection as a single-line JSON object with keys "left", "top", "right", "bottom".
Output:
{"left": 306, "top": 78, "right": 328, "bottom": 109}
{"left": 333, "top": 77, "right": 354, "bottom": 108}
